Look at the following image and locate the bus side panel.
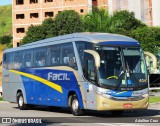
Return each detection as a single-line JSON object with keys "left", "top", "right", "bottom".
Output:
{"left": 2, "top": 69, "right": 27, "bottom": 103}
{"left": 18, "top": 68, "right": 84, "bottom": 108}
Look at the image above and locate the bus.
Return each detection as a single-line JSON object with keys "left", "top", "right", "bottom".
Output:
{"left": 2, "top": 33, "right": 149, "bottom": 116}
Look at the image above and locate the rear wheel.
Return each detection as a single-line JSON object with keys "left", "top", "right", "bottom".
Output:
{"left": 70, "top": 95, "right": 84, "bottom": 116}
{"left": 17, "top": 92, "right": 28, "bottom": 110}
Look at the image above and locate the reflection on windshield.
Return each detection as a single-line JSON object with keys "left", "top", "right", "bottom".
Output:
{"left": 96, "top": 47, "right": 147, "bottom": 89}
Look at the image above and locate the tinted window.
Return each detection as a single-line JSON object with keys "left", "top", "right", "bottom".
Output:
{"left": 62, "top": 43, "right": 77, "bottom": 69}
{"left": 13, "top": 51, "right": 23, "bottom": 69}
{"left": 3, "top": 53, "right": 12, "bottom": 69}
{"left": 34, "top": 48, "right": 47, "bottom": 67}
{"left": 49, "top": 45, "right": 61, "bottom": 66}
{"left": 23, "top": 50, "right": 33, "bottom": 68}
{"left": 76, "top": 41, "right": 93, "bottom": 66}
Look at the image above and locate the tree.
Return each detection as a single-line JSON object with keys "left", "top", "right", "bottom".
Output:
{"left": 110, "top": 10, "right": 146, "bottom": 36}
{"left": 0, "top": 35, "right": 12, "bottom": 44}
{"left": 21, "top": 25, "right": 46, "bottom": 45}
{"left": 83, "top": 7, "right": 111, "bottom": 32}
{"left": 21, "top": 10, "right": 83, "bottom": 45}
{"left": 131, "top": 27, "right": 160, "bottom": 53}
{"left": 54, "top": 10, "right": 84, "bottom": 35}
{"left": 42, "top": 18, "right": 57, "bottom": 38}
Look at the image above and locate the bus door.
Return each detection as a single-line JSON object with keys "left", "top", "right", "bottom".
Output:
{"left": 84, "top": 54, "right": 97, "bottom": 109}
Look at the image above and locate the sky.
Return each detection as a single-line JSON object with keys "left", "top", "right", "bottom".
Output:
{"left": 0, "top": 0, "right": 12, "bottom": 6}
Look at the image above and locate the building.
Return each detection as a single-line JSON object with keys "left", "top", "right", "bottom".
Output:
{"left": 12, "top": 0, "right": 160, "bottom": 47}
{"left": 12, "top": 0, "right": 108, "bottom": 47}
{"left": 108, "top": 0, "right": 160, "bottom": 26}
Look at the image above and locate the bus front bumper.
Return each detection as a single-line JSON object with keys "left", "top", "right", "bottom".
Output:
{"left": 96, "top": 95, "right": 149, "bottom": 111}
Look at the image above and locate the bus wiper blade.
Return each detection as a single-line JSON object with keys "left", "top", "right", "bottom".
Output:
{"left": 116, "top": 72, "right": 125, "bottom": 90}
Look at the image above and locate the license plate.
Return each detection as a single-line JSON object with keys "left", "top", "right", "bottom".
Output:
{"left": 123, "top": 103, "right": 133, "bottom": 108}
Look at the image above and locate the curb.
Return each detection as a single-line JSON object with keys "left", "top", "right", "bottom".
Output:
{"left": 149, "top": 102, "right": 160, "bottom": 105}
{"left": 0, "top": 101, "right": 8, "bottom": 103}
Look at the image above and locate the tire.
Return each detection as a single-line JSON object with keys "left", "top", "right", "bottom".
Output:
{"left": 110, "top": 110, "right": 124, "bottom": 116}
{"left": 70, "top": 95, "right": 84, "bottom": 116}
{"left": 17, "top": 92, "right": 28, "bottom": 110}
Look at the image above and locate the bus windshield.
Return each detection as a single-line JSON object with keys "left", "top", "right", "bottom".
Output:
{"left": 96, "top": 46, "right": 147, "bottom": 90}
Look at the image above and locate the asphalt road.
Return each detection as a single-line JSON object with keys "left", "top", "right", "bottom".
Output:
{"left": 0, "top": 102, "right": 159, "bottom": 126}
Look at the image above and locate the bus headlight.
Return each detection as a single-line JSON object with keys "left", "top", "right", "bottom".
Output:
{"left": 96, "top": 91, "right": 111, "bottom": 98}
{"left": 142, "top": 93, "right": 148, "bottom": 98}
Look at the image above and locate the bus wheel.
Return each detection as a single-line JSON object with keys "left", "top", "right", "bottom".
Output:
{"left": 17, "top": 92, "right": 28, "bottom": 110}
{"left": 70, "top": 95, "right": 84, "bottom": 116}
{"left": 110, "top": 110, "right": 124, "bottom": 116}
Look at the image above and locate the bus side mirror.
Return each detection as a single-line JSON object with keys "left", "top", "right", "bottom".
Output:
{"left": 84, "top": 50, "right": 100, "bottom": 68}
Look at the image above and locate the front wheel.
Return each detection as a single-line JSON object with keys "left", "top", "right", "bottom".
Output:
{"left": 17, "top": 92, "right": 28, "bottom": 110}
{"left": 70, "top": 95, "right": 84, "bottom": 116}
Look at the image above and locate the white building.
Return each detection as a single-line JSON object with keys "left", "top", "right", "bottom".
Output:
{"left": 108, "top": 0, "right": 160, "bottom": 26}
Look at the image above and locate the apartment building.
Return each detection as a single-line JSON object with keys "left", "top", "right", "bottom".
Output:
{"left": 108, "top": 0, "right": 160, "bottom": 26}
{"left": 12, "top": 0, "right": 108, "bottom": 47}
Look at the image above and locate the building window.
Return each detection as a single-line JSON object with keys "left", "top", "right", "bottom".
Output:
{"left": 45, "top": 0, "right": 53, "bottom": 2}
{"left": 30, "top": 0, "right": 38, "bottom": 4}
{"left": 17, "top": 28, "right": 25, "bottom": 33}
{"left": 16, "top": 14, "right": 25, "bottom": 19}
{"left": 30, "top": 13, "right": 39, "bottom": 18}
{"left": 45, "top": 12, "right": 54, "bottom": 17}
{"left": 80, "top": 9, "right": 84, "bottom": 13}
{"left": 17, "top": 42, "right": 20, "bottom": 47}
{"left": 16, "top": 0, "right": 24, "bottom": 5}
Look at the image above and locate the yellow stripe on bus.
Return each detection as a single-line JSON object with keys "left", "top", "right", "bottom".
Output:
{"left": 116, "top": 91, "right": 126, "bottom": 95}
{"left": 9, "top": 70, "right": 63, "bottom": 93}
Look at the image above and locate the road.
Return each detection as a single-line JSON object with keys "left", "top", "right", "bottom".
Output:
{"left": 0, "top": 102, "right": 159, "bottom": 126}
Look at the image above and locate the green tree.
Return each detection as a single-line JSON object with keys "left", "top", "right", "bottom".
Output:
{"left": 21, "top": 10, "right": 83, "bottom": 45}
{"left": 83, "top": 7, "right": 111, "bottom": 32}
{"left": 21, "top": 25, "right": 46, "bottom": 45}
{"left": 42, "top": 18, "right": 57, "bottom": 38}
{"left": 0, "top": 35, "right": 12, "bottom": 44}
{"left": 131, "top": 27, "right": 160, "bottom": 53}
{"left": 54, "top": 10, "right": 84, "bottom": 35}
{"left": 110, "top": 10, "right": 146, "bottom": 36}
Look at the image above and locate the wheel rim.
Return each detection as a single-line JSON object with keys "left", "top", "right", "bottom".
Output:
{"left": 72, "top": 98, "right": 79, "bottom": 112}
{"left": 19, "top": 96, "right": 23, "bottom": 107}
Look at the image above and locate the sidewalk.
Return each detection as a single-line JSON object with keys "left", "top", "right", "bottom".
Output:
{"left": 149, "top": 102, "right": 160, "bottom": 110}
{"left": 149, "top": 92, "right": 160, "bottom": 96}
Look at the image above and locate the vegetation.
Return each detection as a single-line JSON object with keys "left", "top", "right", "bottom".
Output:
{"left": 0, "top": 5, "right": 12, "bottom": 51}
{"left": 109, "top": 10, "right": 146, "bottom": 36}
{"left": 21, "top": 10, "right": 83, "bottom": 45}
{"left": 131, "top": 27, "right": 160, "bottom": 53}
{"left": 0, "top": 97, "right": 3, "bottom": 101}
{"left": 83, "top": 7, "right": 111, "bottom": 32}
{"left": 54, "top": 10, "right": 84, "bottom": 35}
{"left": 0, "top": 5, "right": 12, "bottom": 36}
{"left": 149, "top": 96, "right": 160, "bottom": 103}
{"left": 0, "top": 35, "right": 12, "bottom": 44}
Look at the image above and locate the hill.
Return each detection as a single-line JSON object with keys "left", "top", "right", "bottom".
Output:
{"left": 0, "top": 5, "right": 12, "bottom": 37}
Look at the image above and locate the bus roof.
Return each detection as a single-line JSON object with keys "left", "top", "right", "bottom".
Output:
{"left": 4, "top": 32, "right": 139, "bottom": 53}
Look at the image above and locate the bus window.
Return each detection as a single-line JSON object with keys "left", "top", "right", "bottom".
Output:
{"left": 23, "top": 50, "right": 33, "bottom": 68}
{"left": 50, "top": 45, "right": 61, "bottom": 66}
{"left": 3, "top": 53, "right": 12, "bottom": 69}
{"left": 13, "top": 51, "right": 23, "bottom": 69}
{"left": 76, "top": 41, "right": 93, "bottom": 67}
{"left": 62, "top": 43, "right": 77, "bottom": 69}
{"left": 34, "top": 48, "right": 46, "bottom": 67}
